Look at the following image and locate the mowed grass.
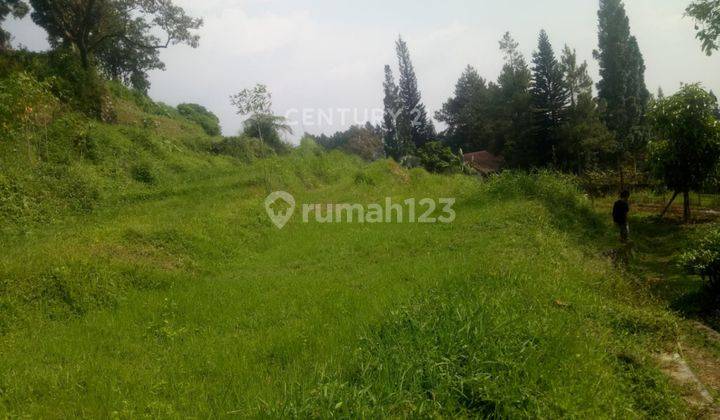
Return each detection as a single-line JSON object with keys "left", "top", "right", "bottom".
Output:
{"left": 0, "top": 151, "right": 690, "bottom": 417}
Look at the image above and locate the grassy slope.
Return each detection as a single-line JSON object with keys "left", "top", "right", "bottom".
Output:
{"left": 0, "top": 85, "right": 693, "bottom": 417}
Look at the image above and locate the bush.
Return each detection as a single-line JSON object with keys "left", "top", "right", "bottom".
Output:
{"left": 0, "top": 71, "right": 59, "bottom": 136}
{"left": 177, "top": 103, "right": 221, "bottom": 136}
{"left": 417, "top": 141, "right": 467, "bottom": 173}
{"left": 680, "top": 226, "right": 720, "bottom": 292}
{"left": 211, "top": 136, "right": 274, "bottom": 162}
{"left": 131, "top": 161, "right": 156, "bottom": 184}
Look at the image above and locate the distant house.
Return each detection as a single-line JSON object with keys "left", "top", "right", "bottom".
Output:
{"left": 463, "top": 151, "right": 504, "bottom": 175}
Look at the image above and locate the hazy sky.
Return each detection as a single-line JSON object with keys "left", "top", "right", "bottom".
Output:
{"left": 5, "top": 0, "right": 720, "bottom": 140}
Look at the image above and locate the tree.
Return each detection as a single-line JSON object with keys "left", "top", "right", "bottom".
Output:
{"left": 559, "top": 46, "right": 592, "bottom": 108}
{"left": 530, "top": 30, "right": 569, "bottom": 167}
{"left": 557, "top": 45, "right": 613, "bottom": 172}
{"left": 29, "top": 0, "right": 202, "bottom": 87}
{"left": 648, "top": 84, "right": 720, "bottom": 222}
{"left": 94, "top": 28, "right": 165, "bottom": 91}
{"left": 0, "top": 0, "right": 28, "bottom": 50}
{"left": 177, "top": 103, "right": 221, "bottom": 136}
{"left": 382, "top": 65, "right": 405, "bottom": 160}
{"left": 594, "top": 0, "right": 650, "bottom": 175}
{"left": 687, "top": 0, "right": 720, "bottom": 55}
{"left": 231, "top": 84, "right": 291, "bottom": 152}
{"left": 495, "top": 32, "right": 533, "bottom": 166}
{"left": 436, "top": 65, "right": 493, "bottom": 152}
{"left": 396, "top": 36, "right": 432, "bottom": 149}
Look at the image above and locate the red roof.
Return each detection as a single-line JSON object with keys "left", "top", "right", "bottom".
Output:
{"left": 463, "top": 151, "right": 504, "bottom": 175}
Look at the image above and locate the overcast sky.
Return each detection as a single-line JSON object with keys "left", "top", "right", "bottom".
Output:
{"left": 5, "top": 0, "right": 720, "bottom": 141}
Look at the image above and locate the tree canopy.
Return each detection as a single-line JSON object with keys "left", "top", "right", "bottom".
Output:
{"left": 594, "top": 0, "right": 649, "bottom": 150}
{"left": 0, "top": 0, "right": 28, "bottom": 50}
{"left": 29, "top": 0, "right": 202, "bottom": 90}
{"left": 648, "top": 84, "right": 720, "bottom": 221}
{"left": 687, "top": 0, "right": 720, "bottom": 55}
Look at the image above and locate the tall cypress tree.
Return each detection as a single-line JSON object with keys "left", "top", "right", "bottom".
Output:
{"left": 594, "top": 0, "right": 649, "bottom": 158}
{"left": 396, "top": 36, "right": 431, "bottom": 150}
{"left": 382, "top": 65, "right": 405, "bottom": 159}
{"left": 530, "top": 30, "right": 569, "bottom": 167}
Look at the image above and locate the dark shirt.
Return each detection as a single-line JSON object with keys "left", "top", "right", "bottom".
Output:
{"left": 613, "top": 200, "right": 629, "bottom": 224}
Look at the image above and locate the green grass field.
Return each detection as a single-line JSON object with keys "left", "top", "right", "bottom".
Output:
{"left": 0, "top": 149, "right": 695, "bottom": 417}
{"left": 1, "top": 77, "right": 713, "bottom": 417}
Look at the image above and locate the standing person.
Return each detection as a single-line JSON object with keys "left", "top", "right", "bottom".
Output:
{"left": 613, "top": 191, "right": 631, "bottom": 243}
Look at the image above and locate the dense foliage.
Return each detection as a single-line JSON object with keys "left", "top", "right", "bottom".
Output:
{"left": 687, "top": 0, "right": 720, "bottom": 55}
{"left": 681, "top": 226, "right": 720, "bottom": 291}
{"left": 647, "top": 84, "right": 720, "bottom": 220}
{"left": 313, "top": 123, "right": 384, "bottom": 161}
{"left": 177, "top": 103, "right": 221, "bottom": 136}
{"left": 25, "top": 0, "right": 201, "bottom": 91}
{"left": 0, "top": 0, "right": 27, "bottom": 50}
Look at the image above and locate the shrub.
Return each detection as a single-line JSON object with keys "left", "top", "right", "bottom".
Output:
{"left": 211, "top": 136, "right": 274, "bottom": 162}
{"left": 131, "top": 161, "right": 156, "bottom": 184}
{"left": 177, "top": 103, "right": 221, "bottom": 136}
{"left": 417, "top": 141, "right": 467, "bottom": 173}
{"left": 0, "top": 71, "right": 59, "bottom": 136}
{"left": 680, "top": 226, "right": 720, "bottom": 292}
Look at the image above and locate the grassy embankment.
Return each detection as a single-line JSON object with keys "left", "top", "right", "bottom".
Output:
{"left": 0, "top": 74, "right": 699, "bottom": 417}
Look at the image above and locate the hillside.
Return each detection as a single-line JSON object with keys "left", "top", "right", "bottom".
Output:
{"left": 0, "top": 53, "right": 255, "bottom": 231}
{"left": 0, "top": 78, "right": 698, "bottom": 415}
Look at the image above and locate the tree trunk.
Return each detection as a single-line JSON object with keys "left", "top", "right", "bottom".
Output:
{"left": 683, "top": 191, "right": 691, "bottom": 223}
{"left": 78, "top": 44, "right": 89, "bottom": 69}
{"left": 660, "top": 191, "right": 679, "bottom": 218}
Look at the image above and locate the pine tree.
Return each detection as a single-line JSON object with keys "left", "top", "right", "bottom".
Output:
{"left": 495, "top": 32, "right": 533, "bottom": 165}
{"left": 530, "top": 30, "right": 569, "bottom": 167}
{"left": 435, "top": 65, "right": 491, "bottom": 152}
{"left": 382, "top": 65, "right": 405, "bottom": 159}
{"left": 558, "top": 47, "right": 614, "bottom": 172}
{"left": 560, "top": 46, "right": 593, "bottom": 108}
{"left": 396, "top": 36, "right": 431, "bottom": 150}
{"left": 657, "top": 86, "right": 665, "bottom": 100}
{"left": 594, "top": 0, "right": 650, "bottom": 157}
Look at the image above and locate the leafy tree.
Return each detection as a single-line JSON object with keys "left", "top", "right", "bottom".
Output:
{"left": 436, "top": 66, "right": 492, "bottom": 152}
{"left": 177, "top": 103, "right": 221, "bottom": 136}
{"left": 382, "top": 65, "right": 406, "bottom": 159}
{"left": 29, "top": 0, "right": 202, "bottom": 88}
{"left": 231, "top": 84, "right": 291, "bottom": 152}
{"left": 687, "top": 0, "right": 720, "bottom": 55}
{"left": 417, "top": 141, "right": 466, "bottom": 173}
{"left": 594, "top": 0, "right": 650, "bottom": 173}
{"left": 680, "top": 226, "right": 720, "bottom": 294}
{"left": 94, "top": 31, "right": 164, "bottom": 92}
{"left": 648, "top": 84, "right": 720, "bottom": 222}
{"left": 342, "top": 125, "right": 385, "bottom": 161}
{"left": 0, "top": 0, "right": 28, "bottom": 50}
{"left": 314, "top": 123, "right": 384, "bottom": 161}
{"left": 396, "top": 36, "right": 431, "bottom": 149}
{"left": 241, "top": 115, "right": 292, "bottom": 152}
{"left": 529, "top": 30, "right": 569, "bottom": 167}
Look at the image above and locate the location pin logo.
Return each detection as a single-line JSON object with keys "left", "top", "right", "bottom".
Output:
{"left": 265, "top": 191, "right": 296, "bottom": 229}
